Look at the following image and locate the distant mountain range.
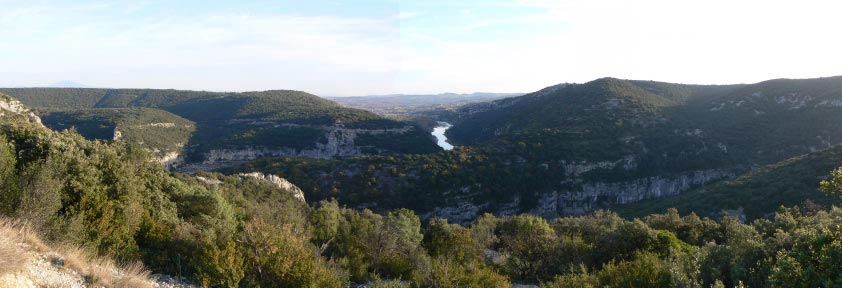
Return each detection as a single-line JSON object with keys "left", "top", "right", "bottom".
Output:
{"left": 48, "top": 81, "right": 91, "bottom": 88}
{"left": 328, "top": 92, "right": 523, "bottom": 118}
{"left": 0, "top": 81, "right": 93, "bottom": 88}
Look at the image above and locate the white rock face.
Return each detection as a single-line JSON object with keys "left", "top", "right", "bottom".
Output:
{"left": 422, "top": 201, "right": 486, "bottom": 225}
{"left": 543, "top": 169, "right": 735, "bottom": 216}
{"left": 140, "top": 122, "right": 177, "bottom": 128}
{"left": 159, "top": 151, "right": 184, "bottom": 169}
{"left": 421, "top": 165, "right": 736, "bottom": 224}
{"left": 775, "top": 93, "right": 812, "bottom": 109}
{"left": 817, "top": 99, "right": 842, "bottom": 107}
{"left": 0, "top": 97, "right": 42, "bottom": 124}
{"left": 711, "top": 91, "right": 823, "bottom": 111}
{"left": 238, "top": 172, "right": 306, "bottom": 202}
{"left": 560, "top": 156, "right": 636, "bottom": 177}
{"left": 0, "top": 98, "right": 28, "bottom": 114}
{"left": 195, "top": 176, "right": 222, "bottom": 185}
{"left": 202, "top": 147, "right": 297, "bottom": 163}
{"left": 198, "top": 125, "right": 414, "bottom": 168}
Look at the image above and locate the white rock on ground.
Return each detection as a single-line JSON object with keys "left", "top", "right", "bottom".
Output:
{"left": 0, "top": 219, "right": 198, "bottom": 288}
{"left": 239, "top": 172, "right": 307, "bottom": 202}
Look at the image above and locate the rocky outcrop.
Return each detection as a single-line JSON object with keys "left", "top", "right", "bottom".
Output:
{"left": 0, "top": 98, "right": 29, "bottom": 115}
{"left": 560, "top": 156, "right": 636, "bottom": 177}
{"left": 543, "top": 169, "right": 736, "bottom": 216}
{"left": 422, "top": 201, "right": 486, "bottom": 225}
{"left": 192, "top": 125, "right": 415, "bottom": 170}
{"left": 138, "top": 122, "right": 177, "bottom": 128}
{"left": 195, "top": 176, "right": 222, "bottom": 186}
{"left": 296, "top": 124, "right": 413, "bottom": 158}
{"left": 238, "top": 172, "right": 306, "bottom": 202}
{"left": 775, "top": 93, "right": 812, "bottom": 109}
{"left": 158, "top": 151, "right": 184, "bottom": 170}
{"left": 420, "top": 166, "right": 736, "bottom": 224}
{"left": 817, "top": 99, "right": 842, "bottom": 107}
{"left": 0, "top": 96, "right": 42, "bottom": 124}
{"left": 200, "top": 147, "right": 297, "bottom": 165}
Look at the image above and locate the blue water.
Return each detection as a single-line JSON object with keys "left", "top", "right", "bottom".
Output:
{"left": 432, "top": 122, "right": 454, "bottom": 150}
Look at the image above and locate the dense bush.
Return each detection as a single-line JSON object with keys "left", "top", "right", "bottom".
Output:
{"left": 0, "top": 120, "right": 346, "bottom": 287}
{"left": 7, "top": 104, "right": 842, "bottom": 287}
{"left": 40, "top": 108, "right": 196, "bottom": 156}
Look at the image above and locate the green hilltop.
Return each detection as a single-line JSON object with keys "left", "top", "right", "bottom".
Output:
{"left": 0, "top": 88, "right": 398, "bottom": 125}
{"left": 447, "top": 76, "right": 842, "bottom": 171}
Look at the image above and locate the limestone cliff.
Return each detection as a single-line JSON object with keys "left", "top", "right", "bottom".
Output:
{"left": 238, "top": 172, "right": 306, "bottom": 202}
{"left": 0, "top": 96, "right": 42, "bottom": 124}
{"left": 184, "top": 125, "right": 416, "bottom": 171}
{"left": 537, "top": 168, "right": 736, "bottom": 216}
{"left": 386, "top": 155, "right": 737, "bottom": 225}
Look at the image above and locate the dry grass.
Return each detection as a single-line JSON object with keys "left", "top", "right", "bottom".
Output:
{"left": 53, "top": 245, "right": 154, "bottom": 288}
{"left": 0, "top": 218, "right": 49, "bottom": 252}
{"left": 0, "top": 217, "right": 154, "bottom": 288}
{"left": 0, "top": 235, "right": 28, "bottom": 275}
{"left": 112, "top": 261, "right": 153, "bottom": 288}
{"left": 51, "top": 245, "right": 87, "bottom": 275}
{"left": 0, "top": 218, "right": 37, "bottom": 275}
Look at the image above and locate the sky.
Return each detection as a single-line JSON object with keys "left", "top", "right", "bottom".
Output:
{"left": 1, "top": 0, "right": 842, "bottom": 96}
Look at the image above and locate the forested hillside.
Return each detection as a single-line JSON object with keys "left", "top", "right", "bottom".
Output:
{"left": 447, "top": 78, "right": 739, "bottom": 146}
{"left": 234, "top": 76, "right": 842, "bottom": 224}
{"left": 0, "top": 96, "right": 342, "bottom": 286}
{"left": 5, "top": 92, "right": 842, "bottom": 287}
{"left": 40, "top": 108, "right": 195, "bottom": 165}
{"left": 0, "top": 88, "right": 439, "bottom": 170}
{"left": 615, "top": 145, "right": 842, "bottom": 220}
{"left": 448, "top": 76, "right": 842, "bottom": 166}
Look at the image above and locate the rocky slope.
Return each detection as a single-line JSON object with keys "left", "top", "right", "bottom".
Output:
{"left": 0, "top": 94, "right": 42, "bottom": 124}
{"left": 417, "top": 160, "right": 739, "bottom": 224}
{"left": 0, "top": 218, "right": 196, "bottom": 288}
{"left": 615, "top": 145, "right": 842, "bottom": 220}
{"left": 237, "top": 172, "right": 306, "bottom": 202}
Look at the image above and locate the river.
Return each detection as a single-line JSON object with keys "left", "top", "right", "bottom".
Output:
{"left": 431, "top": 122, "right": 454, "bottom": 150}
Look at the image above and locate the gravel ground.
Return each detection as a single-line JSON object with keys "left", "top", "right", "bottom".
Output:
{"left": 0, "top": 238, "right": 197, "bottom": 288}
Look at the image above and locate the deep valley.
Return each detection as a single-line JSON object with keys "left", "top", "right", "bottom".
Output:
{"left": 3, "top": 76, "right": 842, "bottom": 287}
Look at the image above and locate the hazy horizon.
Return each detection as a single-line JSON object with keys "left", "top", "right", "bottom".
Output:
{"left": 3, "top": 0, "right": 841, "bottom": 96}
{"left": 8, "top": 75, "right": 842, "bottom": 97}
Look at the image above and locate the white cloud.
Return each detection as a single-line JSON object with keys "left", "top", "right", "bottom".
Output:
{"left": 397, "top": 0, "right": 842, "bottom": 94}
{"left": 0, "top": 3, "right": 401, "bottom": 95}
{"left": 399, "top": 11, "right": 424, "bottom": 19}
{"left": 2, "top": 0, "right": 842, "bottom": 95}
